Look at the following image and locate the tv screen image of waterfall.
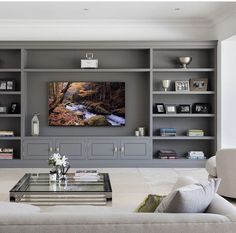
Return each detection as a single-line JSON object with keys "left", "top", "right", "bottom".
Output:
{"left": 48, "top": 81, "right": 125, "bottom": 126}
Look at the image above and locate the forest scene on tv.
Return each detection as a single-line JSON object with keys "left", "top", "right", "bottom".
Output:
{"left": 48, "top": 81, "right": 125, "bottom": 126}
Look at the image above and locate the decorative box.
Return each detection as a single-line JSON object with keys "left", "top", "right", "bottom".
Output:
{"left": 81, "top": 53, "right": 98, "bottom": 69}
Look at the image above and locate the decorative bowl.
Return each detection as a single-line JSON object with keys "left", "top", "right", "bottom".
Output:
{"left": 178, "top": 57, "right": 192, "bottom": 69}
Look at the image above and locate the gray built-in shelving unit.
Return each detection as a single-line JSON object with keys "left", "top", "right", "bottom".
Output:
{"left": 0, "top": 41, "right": 217, "bottom": 168}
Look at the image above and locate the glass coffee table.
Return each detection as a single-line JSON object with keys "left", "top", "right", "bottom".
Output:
{"left": 9, "top": 173, "right": 112, "bottom": 206}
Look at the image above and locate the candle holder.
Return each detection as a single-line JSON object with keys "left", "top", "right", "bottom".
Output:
{"left": 162, "top": 80, "right": 171, "bottom": 92}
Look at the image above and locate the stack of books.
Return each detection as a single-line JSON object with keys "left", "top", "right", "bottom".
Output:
{"left": 187, "top": 129, "right": 204, "bottom": 137}
{"left": 187, "top": 151, "right": 205, "bottom": 160}
{"left": 0, "top": 148, "right": 13, "bottom": 160}
{"left": 160, "top": 128, "right": 176, "bottom": 137}
{"left": 157, "top": 149, "right": 178, "bottom": 159}
{"left": 74, "top": 170, "right": 99, "bottom": 181}
{"left": 0, "top": 131, "right": 14, "bottom": 137}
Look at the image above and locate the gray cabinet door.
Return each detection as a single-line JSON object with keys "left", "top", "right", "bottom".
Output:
{"left": 87, "top": 139, "right": 119, "bottom": 160}
{"left": 120, "top": 139, "right": 150, "bottom": 160}
{"left": 55, "top": 139, "right": 86, "bottom": 160}
{"left": 23, "top": 139, "right": 54, "bottom": 159}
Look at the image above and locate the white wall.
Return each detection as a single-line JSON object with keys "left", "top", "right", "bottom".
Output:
{"left": 220, "top": 40, "right": 236, "bottom": 148}
{"left": 213, "top": 11, "right": 236, "bottom": 148}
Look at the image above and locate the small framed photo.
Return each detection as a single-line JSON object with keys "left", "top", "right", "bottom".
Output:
{"left": 192, "top": 103, "right": 210, "bottom": 114}
{"left": 0, "top": 106, "right": 7, "bottom": 113}
{"left": 165, "top": 104, "right": 177, "bottom": 114}
{"left": 190, "top": 78, "right": 208, "bottom": 91}
{"left": 0, "top": 80, "right": 7, "bottom": 90}
{"left": 8, "top": 103, "right": 20, "bottom": 114}
{"left": 6, "top": 80, "right": 15, "bottom": 91}
{"left": 177, "top": 104, "right": 191, "bottom": 113}
{"left": 155, "top": 103, "right": 166, "bottom": 114}
{"left": 175, "top": 81, "right": 190, "bottom": 92}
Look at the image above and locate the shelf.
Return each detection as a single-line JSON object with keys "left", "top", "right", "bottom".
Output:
{"left": 152, "top": 114, "right": 215, "bottom": 118}
{"left": 152, "top": 68, "right": 215, "bottom": 72}
{"left": 152, "top": 136, "right": 215, "bottom": 140}
{"left": 152, "top": 91, "right": 215, "bottom": 95}
{"left": 0, "top": 69, "right": 21, "bottom": 72}
{"left": 0, "top": 137, "right": 21, "bottom": 140}
{"left": 0, "top": 91, "right": 21, "bottom": 95}
{"left": 0, "top": 114, "right": 21, "bottom": 118}
{"left": 24, "top": 68, "right": 151, "bottom": 73}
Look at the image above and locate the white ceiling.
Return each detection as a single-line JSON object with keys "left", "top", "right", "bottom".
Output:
{"left": 0, "top": 1, "right": 235, "bottom": 25}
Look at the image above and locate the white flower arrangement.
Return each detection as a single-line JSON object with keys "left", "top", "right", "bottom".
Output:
{"left": 48, "top": 153, "right": 68, "bottom": 167}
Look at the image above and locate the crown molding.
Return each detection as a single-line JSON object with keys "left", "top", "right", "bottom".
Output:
{"left": 0, "top": 18, "right": 212, "bottom": 29}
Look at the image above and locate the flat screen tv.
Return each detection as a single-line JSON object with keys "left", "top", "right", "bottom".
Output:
{"left": 48, "top": 81, "right": 125, "bottom": 126}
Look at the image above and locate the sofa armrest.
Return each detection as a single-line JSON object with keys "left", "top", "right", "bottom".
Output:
{"left": 205, "top": 194, "right": 236, "bottom": 215}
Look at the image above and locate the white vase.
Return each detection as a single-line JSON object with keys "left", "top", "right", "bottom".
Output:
{"left": 162, "top": 80, "right": 171, "bottom": 92}
{"left": 31, "top": 113, "right": 40, "bottom": 136}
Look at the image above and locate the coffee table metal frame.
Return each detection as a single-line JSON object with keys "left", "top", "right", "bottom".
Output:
{"left": 9, "top": 173, "right": 112, "bottom": 206}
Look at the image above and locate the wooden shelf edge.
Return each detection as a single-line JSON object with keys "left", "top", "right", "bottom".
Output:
{"left": 0, "top": 69, "right": 21, "bottom": 72}
{"left": 152, "top": 114, "right": 215, "bottom": 117}
{"left": 0, "top": 137, "right": 21, "bottom": 140}
{"left": 152, "top": 91, "right": 215, "bottom": 95}
{"left": 0, "top": 91, "right": 21, "bottom": 95}
{"left": 0, "top": 114, "right": 21, "bottom": 117}
{"left": 152, "top": 68, "right": 215, "bottom": 72}
{"left": 24, "top": 68, "right": 151, "bottom": 73}
{"left": 152, "top": 136, "right": 215, "bottom": 140}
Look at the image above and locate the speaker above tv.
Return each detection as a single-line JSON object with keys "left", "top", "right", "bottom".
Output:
{"left": 48, "top": 81, "right": 125, "bottom": 127}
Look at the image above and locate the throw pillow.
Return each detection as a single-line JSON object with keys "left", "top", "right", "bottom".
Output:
{"left": 155, "top": 178, "right": 221, "bottom": 213}
{"left": 135, "top": 194, "right": 164, "bottom": 213}
{"left": 171, "top": 176, "right": 198, "bottom": 191}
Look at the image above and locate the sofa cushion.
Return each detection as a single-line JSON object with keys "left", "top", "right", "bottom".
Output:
{"left": 135, "top": 194, "right": 164, "bottom": 213}
{"left": 206, "top": 156, "right": 217, "bottom": 177}
{"left": 44, "top": 205, "right": 129, "bottom": 214}
{"left": 0, "top": 202, "right": 40, "bottom": 214}
{"left": 155, "top": 178, "right": 221, "bottom": 213}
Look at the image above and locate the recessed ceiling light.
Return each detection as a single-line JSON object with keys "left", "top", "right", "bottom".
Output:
{"left": 174, "top": 8, "right": 180, "bottom": 11}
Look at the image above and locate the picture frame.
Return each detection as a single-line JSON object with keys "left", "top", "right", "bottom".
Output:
{"left": 8, "top": 103, "right": 20, "bottom": 114}
{"left": 155, "top": 103, "right": 166, "bottom": 114}
{"left": 175, "top": 81, "right": 190, "bottom": 92}
{"left": 0, "top": 80, "right": 7, "bottom": 90}
{"left": 0, "top": 106, "right": 7, "bottom": 113}
{"left": 165, "top": 104, "right": 177, "bottom": 114}
{"left": 190, "top": 78, "right": 208, "bottom": 91}
{"left": 192, "top": 103, "right": 210, "bottom": 114}
{"left": 6, "top": 80, "right": 15, "bottom": 91}
{"left": 177, "top": 104, "right": 191, "bottom": 114}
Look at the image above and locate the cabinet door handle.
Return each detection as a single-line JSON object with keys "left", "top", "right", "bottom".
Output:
{"left": 121, "top": 147, "right": 125, "bottom": 152}
{"left": 114, "top": 147, "right": 118, "bottom": 152}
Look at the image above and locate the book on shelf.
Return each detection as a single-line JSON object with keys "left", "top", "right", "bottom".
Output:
{"left": 187, "top": 151, "right": 205, "bottom": 160}
{"left": 0, "top": 131, "right": 14, "bottom": 136}
{"left": 0, "top": 148, "right": 13, "bottom": 153}
{"left": 0, "top": 154, "right": 13, "bottom": 159}
{"left": 159, "top": 128, "right": 177, "bottom": 137}
{"left": 187, "top": 129, "right": 204, "bottom": 137}
{"left": 157, "top": 149, "right": 178, "bottom": 159}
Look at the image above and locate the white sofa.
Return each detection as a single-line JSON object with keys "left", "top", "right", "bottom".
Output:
{"left": 0, "top": 194, "right": 236, "bottom": 233}
{"left": 206, "top": 149, "right": 236, "bottom": 198}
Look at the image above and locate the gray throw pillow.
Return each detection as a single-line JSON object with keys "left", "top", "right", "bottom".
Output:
{"left": 155, "top": 178, "right": 221, "bottom": 213}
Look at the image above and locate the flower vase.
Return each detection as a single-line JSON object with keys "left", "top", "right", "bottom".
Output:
{"left": 61, "top": 163, "right": 70, "bottom": 180}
